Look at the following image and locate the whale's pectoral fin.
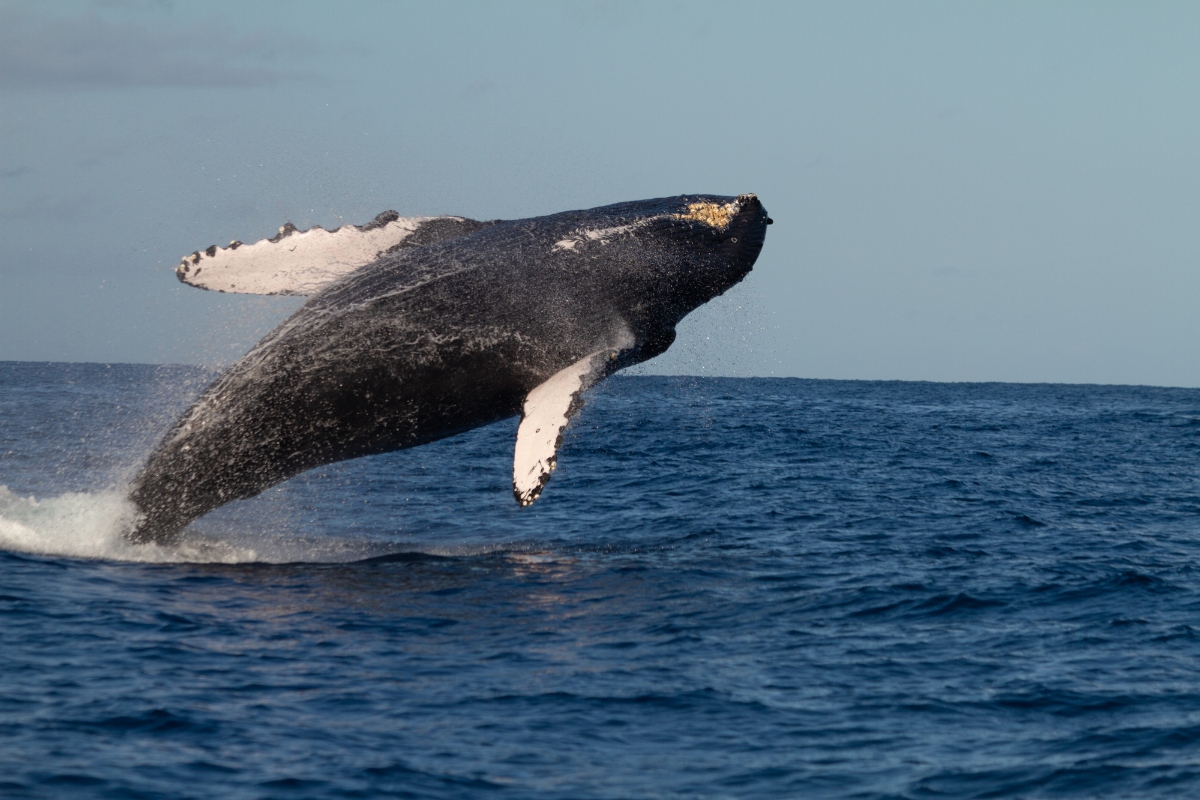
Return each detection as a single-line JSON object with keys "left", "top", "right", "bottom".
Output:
{"left": 175, "top": 212, "right": 492, "bottom": 296}
{"left": 513, "top": 350, "right": 616, "bottom": 507}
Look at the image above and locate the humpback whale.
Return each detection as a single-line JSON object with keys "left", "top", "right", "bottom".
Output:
{"left": 128, "top": 194, "right": 771, "bottom": 543}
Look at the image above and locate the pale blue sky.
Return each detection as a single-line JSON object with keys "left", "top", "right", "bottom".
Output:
{"left": 1, "top": 0, "right": 1197, "bottom": 384}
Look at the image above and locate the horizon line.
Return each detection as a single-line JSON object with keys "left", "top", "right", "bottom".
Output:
{"left": 2, "top": 360, "right": 1196, "bottom": 392}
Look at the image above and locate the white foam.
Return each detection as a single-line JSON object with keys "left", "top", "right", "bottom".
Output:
{"left": 0, "top": 485, "right": 259, "bottom": 564}
{"left": 0, "top": 485, "right": 566, "bottom": 566}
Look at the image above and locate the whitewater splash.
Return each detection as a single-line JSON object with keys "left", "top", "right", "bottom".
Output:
{"left": 0, "top": 486, "right": 260, "bottom": 564}
{"left": 0, "top": 484, "right": 522, "bottom": 565}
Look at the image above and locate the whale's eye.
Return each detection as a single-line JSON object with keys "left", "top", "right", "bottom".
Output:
{"left": 731, "top": 237, "right": 738, "bottom": 243}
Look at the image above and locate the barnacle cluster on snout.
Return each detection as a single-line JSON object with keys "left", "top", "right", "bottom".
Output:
{"left": 673, "top": 201, "right": 739, "bottom": 230}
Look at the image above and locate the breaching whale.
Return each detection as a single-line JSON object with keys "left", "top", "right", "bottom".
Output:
{"left": 127, "top": 194, "right": 772, "bottom": 543}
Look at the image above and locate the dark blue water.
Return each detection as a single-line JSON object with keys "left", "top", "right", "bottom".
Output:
{"left": 2, "top": 361, "right": 1200, "bottom": 798}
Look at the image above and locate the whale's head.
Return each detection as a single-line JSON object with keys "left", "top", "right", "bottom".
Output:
{"left": 662, "top": 193, "right": 771, "bottom": 310}
{"left": 552, "top": 193, "right": 770, "bottom": 321}
{"left": 557, "top": 193, "right": 771, "bottom": 354}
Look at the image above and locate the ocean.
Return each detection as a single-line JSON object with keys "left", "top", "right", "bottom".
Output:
{"left": 2, "top": 360, "right": 1199, "bottom": 798}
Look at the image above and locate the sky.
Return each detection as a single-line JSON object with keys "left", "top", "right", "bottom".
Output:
{"left": 1, "top": 0, "right": 1197, "bottom": 385}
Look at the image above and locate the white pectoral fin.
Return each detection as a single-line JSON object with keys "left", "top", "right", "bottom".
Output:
{"left": 174, "top": 211, "right": 470, "bottom": 296}
{"left": 513, "top": 351, "right": 614, "bottom": 507}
